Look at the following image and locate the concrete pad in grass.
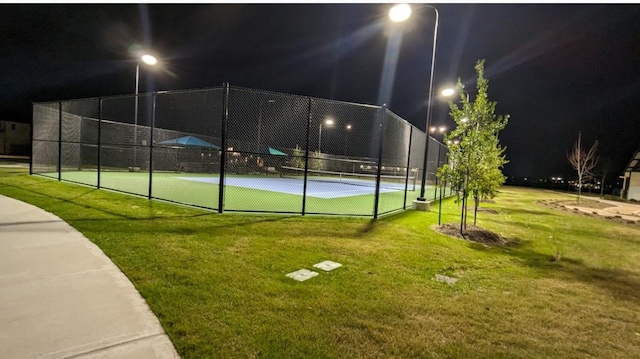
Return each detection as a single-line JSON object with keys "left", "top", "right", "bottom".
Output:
{"left": 286, "top": 269, "right": 319, "bottom": 282}
{"left": 313, "top": 260, "right": 342, "bottom": 272}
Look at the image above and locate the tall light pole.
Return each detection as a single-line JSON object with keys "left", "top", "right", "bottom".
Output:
{"left": 133, "top": 53, "right": 158, "bottom": 168}
{"left": 257, "top": 99, "right": 275, "bottom": 149}
{"left": 344, "top": 124, "right": 352, "bottom": 155}
{"left": 389, "top": 3, "right": 440, "bottom": 204}
{"left": 318, "top": 117, "right": 334, "bottom": 152}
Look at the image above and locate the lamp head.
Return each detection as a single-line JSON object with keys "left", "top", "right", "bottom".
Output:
{"left": 141, "top": 54, "right": 158, "bottom": 66}
{"left": 389, "top": 4, "right": 412, "bottom": 23}
{"left": 441, "top": 88, "right": 455, "bottom": 97}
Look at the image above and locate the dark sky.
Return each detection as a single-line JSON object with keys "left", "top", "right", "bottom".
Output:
{"left": 1, "top": 3, "right": 639, "bottom": 180}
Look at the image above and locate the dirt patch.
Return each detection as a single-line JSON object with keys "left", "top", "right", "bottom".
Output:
{"left": 433, "top": 223, "right": 507, "bottom": 246}
{"left": 537, "top": 200, "right": 638, "bottom": 225}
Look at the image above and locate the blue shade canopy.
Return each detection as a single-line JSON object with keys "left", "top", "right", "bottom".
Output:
{"left": 268, "top": 147, "right": 287, "bottom": 156}
{"left": 158, "top": 136, "right": 220, "bottom": 149}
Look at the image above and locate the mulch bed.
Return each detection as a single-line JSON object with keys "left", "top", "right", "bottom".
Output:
{"left": 433, "top": 223, "right": 508, "bottom": 246}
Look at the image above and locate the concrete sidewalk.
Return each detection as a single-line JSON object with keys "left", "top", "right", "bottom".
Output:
{"left": 0, "top": 195, "right": 179, "bottom": 358}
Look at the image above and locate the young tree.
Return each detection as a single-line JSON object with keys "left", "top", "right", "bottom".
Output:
{"left": 309, "top": 149, "right": 323, "bottom": 171}
{"left": 567, "top": 132, "right": 598, "bottom": 203}
{"left": 290, "top": 144, "right": 305, "bottom": 169}
{"left": 437, "top": 59, "right": 509, "bottom": 231}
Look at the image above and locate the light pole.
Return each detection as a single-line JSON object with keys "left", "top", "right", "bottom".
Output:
{"left": 344, "top": 124, "right": 352, "bottom": 155}
{"left": 257, "top": 99, "right": 275, "bottom": 149}
{"left": 133, "top": 53, "right": 158, "bottom": 168}
{"left": 389, "top": 3, "right": 440, "bottom": 204}
{"left": 318, "top": 117, "right": 334, "bottom": 152}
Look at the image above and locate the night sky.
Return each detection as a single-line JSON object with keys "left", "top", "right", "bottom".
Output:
{"left": 2, "top": 3, "right": 639, "bottom": 181}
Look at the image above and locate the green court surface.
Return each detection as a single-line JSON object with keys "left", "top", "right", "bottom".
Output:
{"left": 39, "top": 170, "right": 444, "bottom": 216}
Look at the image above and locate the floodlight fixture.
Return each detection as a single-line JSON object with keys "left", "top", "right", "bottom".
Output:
{"left": 141, "top": 54, "right": 158, "bottom": 66}
{"left": 389, "top": 4, "right": 412, "bottom": 23}
{"left": 441, "top": 88, "right": 455, "bottom": 97}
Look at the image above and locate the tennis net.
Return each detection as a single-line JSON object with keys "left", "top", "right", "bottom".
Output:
{"left": 280, "top": 166, "right": 416, "bottom": 191}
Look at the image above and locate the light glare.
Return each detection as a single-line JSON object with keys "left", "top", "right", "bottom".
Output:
{"left": 441, "top": 88, "right": 455, "bottom": 97}
{"left": 389, "top": 4, "right": 411, "bottom": 23}
{"left": 141, "top": 54, "right": 157, "bottom": 65}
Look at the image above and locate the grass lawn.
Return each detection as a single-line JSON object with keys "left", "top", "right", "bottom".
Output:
{"left": 1, "top": 167, "right": 639, "bottom": 358}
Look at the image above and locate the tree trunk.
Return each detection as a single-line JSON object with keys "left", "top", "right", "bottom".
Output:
{"left": 473, "top": 189, "right": 479, "bottom": 226}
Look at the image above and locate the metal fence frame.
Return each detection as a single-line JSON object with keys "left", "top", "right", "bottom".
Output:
{"left": 31, "top": 84, "right": 450, "bottom": 218}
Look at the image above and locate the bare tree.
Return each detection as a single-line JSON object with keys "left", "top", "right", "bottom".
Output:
{"left": 567, "top": 132, "right": 598, "bottom": 203}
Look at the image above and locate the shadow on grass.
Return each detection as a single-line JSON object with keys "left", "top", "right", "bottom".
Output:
{"left": 358, "top": 209, "right": 418, "bottom": 234}
{"left": 470, "top": 238, "right": 640, "bottom": 302}
{"left": 0, "top": 220, "right": 63, "bottom": 227}
{"left": 499, "top": 208, "right": 554, "bottom": 216}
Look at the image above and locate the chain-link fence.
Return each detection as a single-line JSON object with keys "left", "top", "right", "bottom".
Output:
{"left": 31, "top": 84, "right": 450, "bottom": 218}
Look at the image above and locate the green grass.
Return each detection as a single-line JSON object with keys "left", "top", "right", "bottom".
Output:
{"left": 2, "top": 167, "right": 639, "bottom": 358}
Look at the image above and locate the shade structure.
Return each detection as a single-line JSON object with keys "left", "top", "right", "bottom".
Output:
{"left": 268, "top": 147, "right": 287, "bottom": 156}
{"left": 158, "top": 136, "right": 220, "bottom": 149}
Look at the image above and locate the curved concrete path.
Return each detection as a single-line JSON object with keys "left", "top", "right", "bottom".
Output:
{"left": 0, "top": 195, "right": 179, "bottom": 358}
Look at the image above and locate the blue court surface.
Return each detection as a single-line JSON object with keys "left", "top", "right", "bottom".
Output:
{"left": 176, "top": 176, "right": 402, "bottom": 199}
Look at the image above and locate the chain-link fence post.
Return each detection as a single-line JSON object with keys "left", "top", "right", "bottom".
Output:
{"left": 29, "top": 105, "right": 34, "bottom": 175}
{"left": 403, "top": 126, "right": 414, "bottom": 209}
{"left": 57, "top": 101, "right": 62, "bottom": 181}
{"left": 373, "top": 105, "right": 387, "bottom": 219}
{"left": 97, "top": 98, "right": 102, "bottom": 189}
{"left": 218, "top": 83, "right": 229, "bottom": 213}
{"left": 148, "top": 93, "right": 156, "bottom": 199}
{"left": 302, "top": 96, "right": 312, "bottom": 215}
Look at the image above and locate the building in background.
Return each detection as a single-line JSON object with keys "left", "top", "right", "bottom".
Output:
{"left": 0, "top": 120, "right": 31, "bottom": 156}
{"left": 621, "top": 147, "right": 640, "bottom": 201}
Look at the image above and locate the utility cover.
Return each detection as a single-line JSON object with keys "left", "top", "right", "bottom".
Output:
{"left": 286, "top": 269, "right": 319, "bottom": 282}
{"left": 313, "top": 260, "right": 342, "bottom": 272}
{"left": 434, "top": 274, "right": 458, "bottom": 285}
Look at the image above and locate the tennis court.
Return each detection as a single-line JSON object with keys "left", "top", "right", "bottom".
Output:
{"left": 50, "top": 170, "right": 433, "bottom": 216}
{"left": 178, "top": 167, "right": 415, "bottom": 199}
{"left": 32, "top": 85, "right": 450, "bottom": 217}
